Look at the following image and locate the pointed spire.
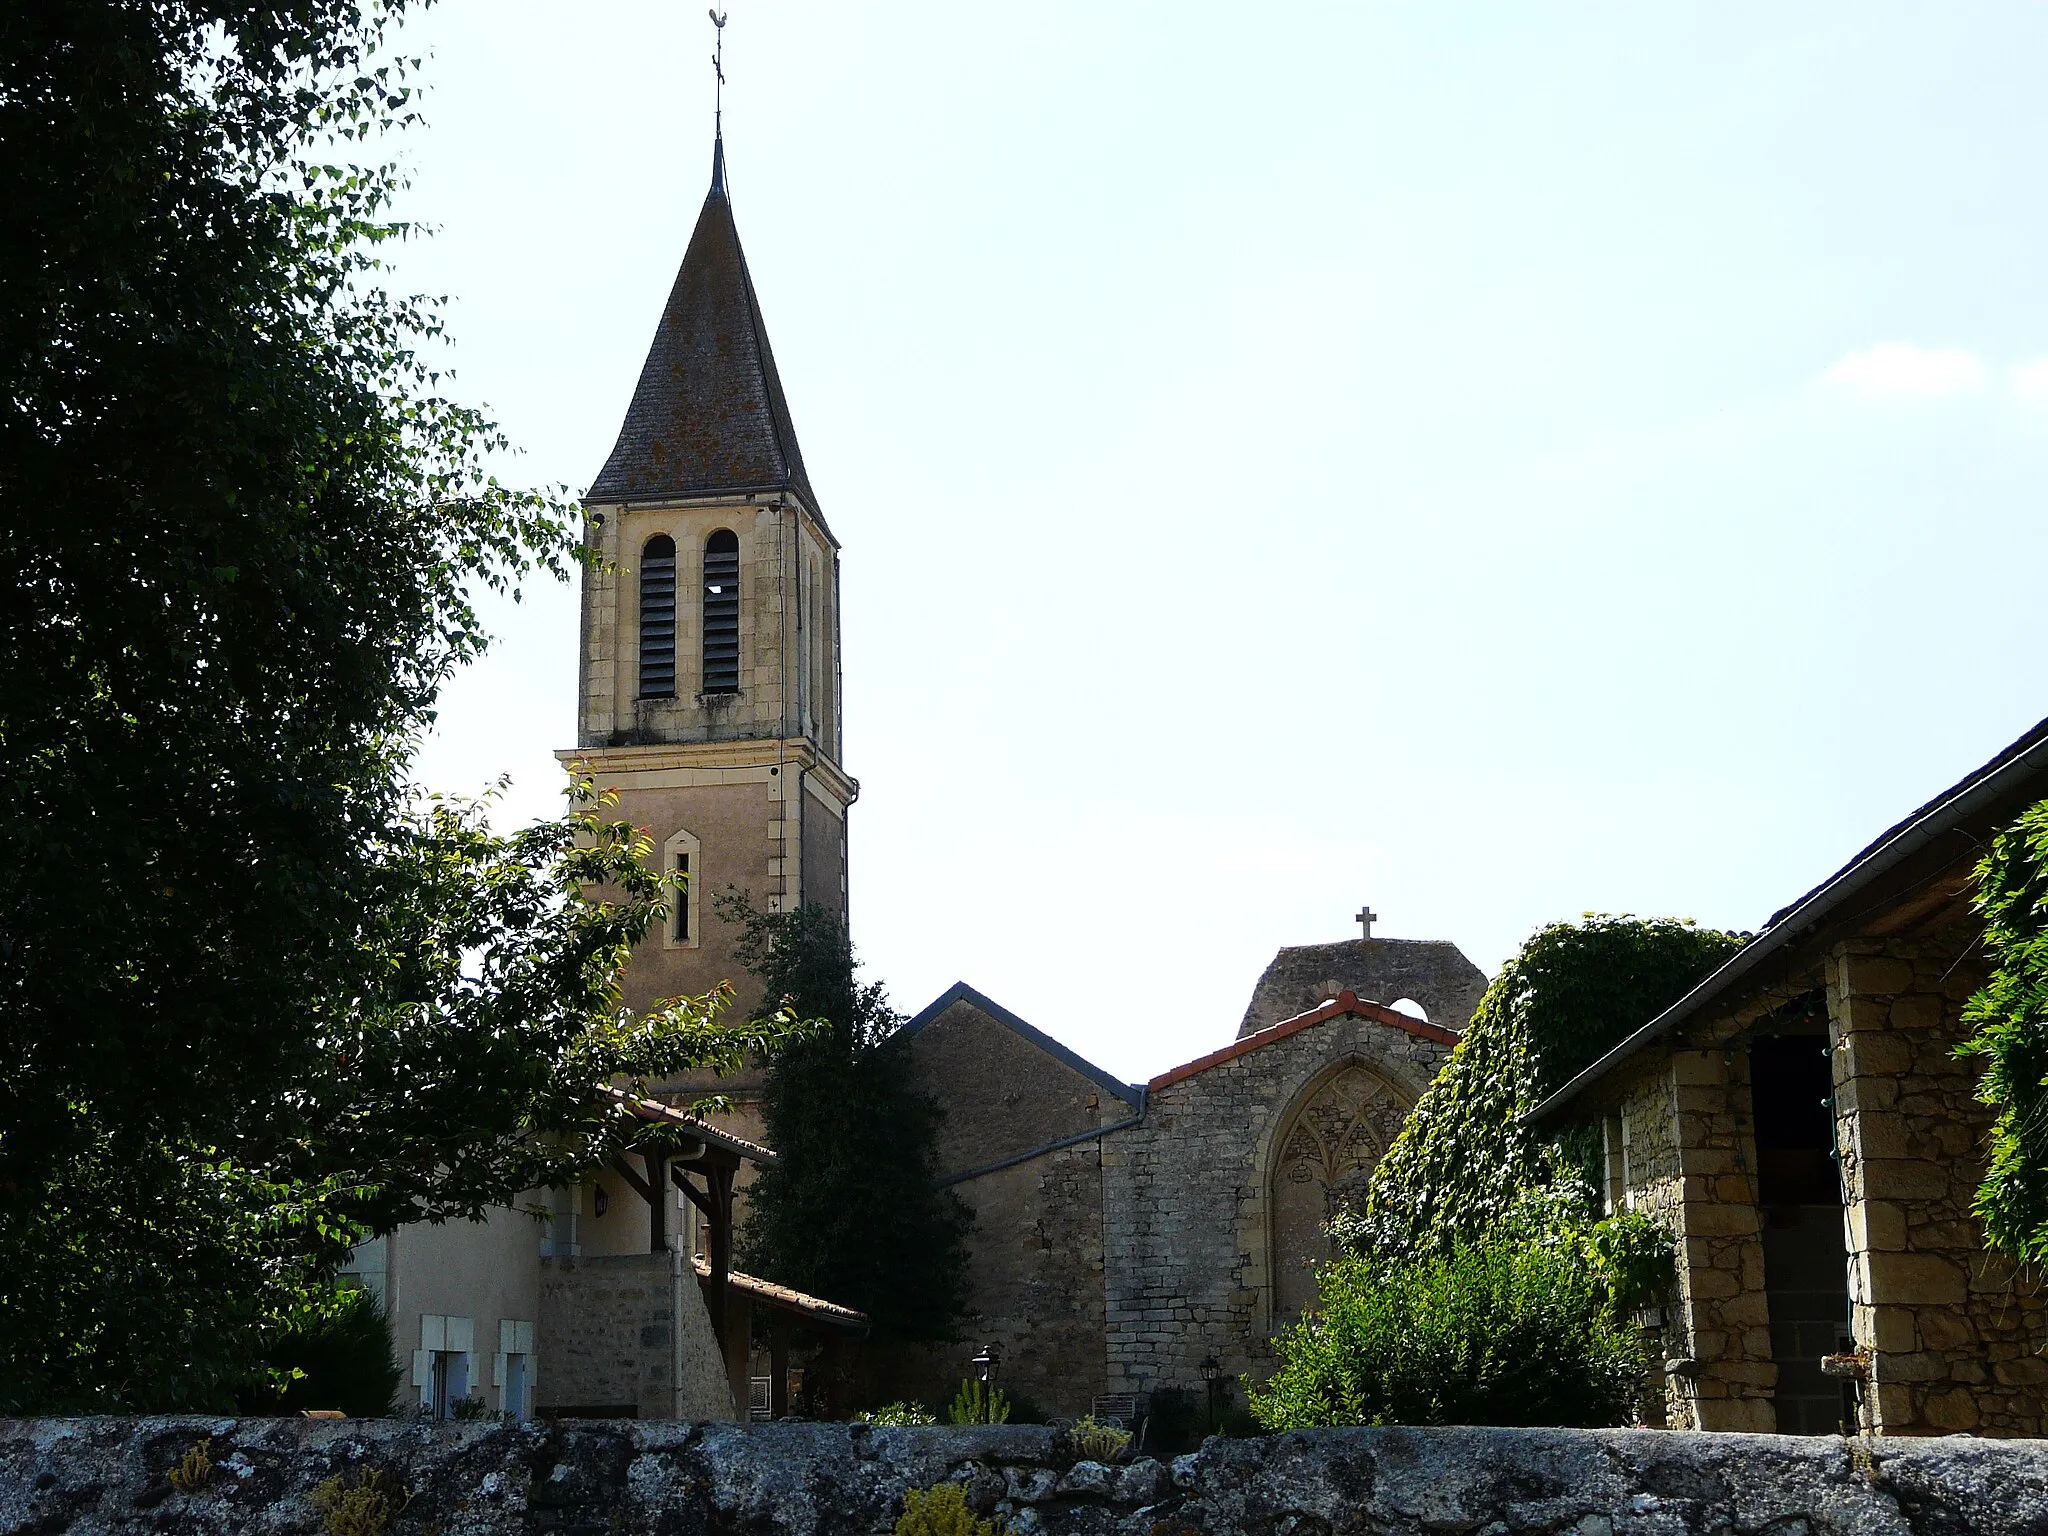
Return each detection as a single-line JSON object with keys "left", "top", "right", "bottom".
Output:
{"left": 586, "top": 145, "right": 815, "bottom": 511}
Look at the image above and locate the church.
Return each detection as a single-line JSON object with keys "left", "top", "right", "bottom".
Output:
{"left": 565, "top": 123, "right": 1491, "bottom": 1420}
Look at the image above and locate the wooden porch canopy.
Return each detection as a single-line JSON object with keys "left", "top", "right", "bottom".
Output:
{"left": 600, "top": 1087, "right": 773, "bottom": 1336}
{"left": 695, "top": 1259, "right": 869, "bottom": 1419}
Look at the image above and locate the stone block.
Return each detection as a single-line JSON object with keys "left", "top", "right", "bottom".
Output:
{"left": 1994, "top": 1356, "right": 2048, "bottom": 1386}
{"left": 1923, "top": 1387, "right": 1982, "bottom": 1431}
{"left": 1843, "top": 1031, "right": 1916, "bottom": 1076}
{"left": 1869, "top": 1305, "right": 1918, "bottom": 1353}
{"left": 1671, "top": 1052, "right": 1726, "bottom": 1086}
{"left": 1917, "top": 1309, "right": 1976, "bottom": 1351}
{"left": 1860, "top": 1158, "right": 1952, "bottom": 1202}
{"left": 1848, "top": 1200, "right": 1907, "bottom": 1254}
{"left": 1866, "top": 1253, "right": 1968, "bottom": 1305}
{"left": 1840, "top": 955, "right": 1915, "bottom": 997}
{"left": 1874, "top": 1349, "right": 1950, "bottom": 1383}
{"left": 1889, "top": 993, "right": 1950, "bottom": 1031}
{"left": 1850, "top": 1113, "right": 1911, "bottom": 1161}
{"left": 1717, "top": 1291, "right": 1771, "bottom": 1328}
{"left": 1684, "top": 1204, "right": 1760, "bottom": 1238}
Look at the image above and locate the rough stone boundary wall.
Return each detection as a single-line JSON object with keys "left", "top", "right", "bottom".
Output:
{"left": 5, "top": 1419, "right": 2048, "bottom": 1536}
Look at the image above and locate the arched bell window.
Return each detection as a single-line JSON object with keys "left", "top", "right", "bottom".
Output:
{"left": 638, "top": 535, "right": 677, "bottom": 699}
{"left": 702, "top": 529, "right": 740, "bottom": 694}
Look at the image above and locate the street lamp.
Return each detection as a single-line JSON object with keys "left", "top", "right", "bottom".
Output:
{"left": 971, "top": 1341, "right": 1001, "bottom": 1385}
{"left": 968, "top": 1342, "right": 1002, "bottom": 1424}
{"left": 1200, "top": 1355, "right": 1222, "bottom": 1433}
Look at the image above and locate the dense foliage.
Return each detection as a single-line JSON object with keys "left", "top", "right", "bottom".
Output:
{"left": 1341, "top": 915, "right": 1746, "bottom": 1258}
{"left": 725, "top": 896, "right": 972, "bottom": 1346}
{"left": 1960, "top": 798, "right": 2048, "bottom": 1263}
{"left": 0, "top": 3, "right": 779, "bottom": 1410}
{"left": 1250, "top": 1205, "right": 1648, "bottom": 1429}
{"left": 245, "top": 1285, "right": 403, "bottom": 1418}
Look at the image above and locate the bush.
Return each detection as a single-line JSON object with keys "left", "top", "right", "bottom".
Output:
{"left": 855, "top": 1401, "right": 938, "bottom": 1426}
{"left": 1066, "top": 1415, "right": 1132, "bottom": 1463}
{"left": 1586, "top": 1206, "right": 1677, "bottom": 1315}
{"left": 242, "top": 1284, "right": 401, "bottom": 1418}
{"left": 1249, "top": 1233, "right": 1647, "bottom": 1429}
{"left": 894, "top": 1483, "right": 997, "bottom": 1536}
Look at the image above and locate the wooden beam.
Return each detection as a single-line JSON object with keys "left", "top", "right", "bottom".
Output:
{"left": 645, "top": 1147, "right": 667, "bottom": 1254}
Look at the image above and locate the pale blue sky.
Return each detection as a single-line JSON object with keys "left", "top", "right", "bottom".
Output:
{"left": 400, "top": 1, "right": 2048, "bottom": 1083}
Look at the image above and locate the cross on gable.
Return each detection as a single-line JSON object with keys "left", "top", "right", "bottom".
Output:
{"left": 1355, "top": 906, "right": 1378, "bottom": 940}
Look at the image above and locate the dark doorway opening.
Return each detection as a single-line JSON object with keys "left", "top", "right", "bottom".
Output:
{"left": 1750, "top": 1029, "right": 1852, "bottom": 1435}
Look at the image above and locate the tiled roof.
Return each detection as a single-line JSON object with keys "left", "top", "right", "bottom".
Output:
{"left": 587, "top": 139, "right": 817, "bottom": 510}
{"left": 602, "top": 1085, "right": 776, "bottom": 1164}
{"left": 1149, "top": 991, "right": 1459, "bottom": 1091}
{"left": 694, "top": 1258, "right": 869, "bottom": 1333}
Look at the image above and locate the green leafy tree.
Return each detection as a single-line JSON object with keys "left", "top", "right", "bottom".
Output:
{"left": 1342, "top": 915, "right": 1746, "bottom": 1259}
{"left": 1960, "top": 798, "right": 2048, "bottom": 1263}
{"left": 0, "top": 4, "right": 783, "bottom": 1410}
{"left": 723, "top": 896, "right": 972, "bottom": 1345}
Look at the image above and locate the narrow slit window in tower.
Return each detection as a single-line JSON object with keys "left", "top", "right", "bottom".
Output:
{"left": 702, "top": 530, "right": 741, "bottom": 694}
{"left": 638, "top": 535, "right": 677, "bottom": 698}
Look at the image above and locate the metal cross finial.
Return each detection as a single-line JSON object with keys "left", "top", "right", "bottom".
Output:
{"left": 709, "top": 9, "right": 728, "bottom": 137}
{"left": 1355, "top": 906, "right": 1378, "bottom": 940}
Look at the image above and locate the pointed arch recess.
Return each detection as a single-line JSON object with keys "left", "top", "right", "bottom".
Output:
{"left": 1267, "top": 1058, "right": 1413, "bottom": 1324}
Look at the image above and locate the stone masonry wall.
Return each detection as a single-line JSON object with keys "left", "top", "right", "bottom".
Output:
{"left": 1829, "top": 930, "right": 2048, "bottom": 1437}
{"left": 9, "top": 1419, "right": 2048, "bottom": 1536}
{"left": 897, "top": 999, "right": 1133, "bottom": 1416}
{"left": 1237, "top": 939, "right": 1488, "bottom": 1038}
{"left": 537, "top": 1255, "right": 735, "bottom": 1421}
{"left": 1104, "top": 1013, "right": 1453, "bottom": 1401}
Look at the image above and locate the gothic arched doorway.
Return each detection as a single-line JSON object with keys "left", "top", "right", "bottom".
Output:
{"left": 1269, "top": 1062, "right": 1411, "bottom": 1323}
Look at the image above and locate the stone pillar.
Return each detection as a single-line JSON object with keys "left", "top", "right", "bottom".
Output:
{"left": 1829, "top": 937, "right": 2048, "bottom": 1437}
{"left": 1668, "top": 1047, "right": 1777, "bottom": 1432}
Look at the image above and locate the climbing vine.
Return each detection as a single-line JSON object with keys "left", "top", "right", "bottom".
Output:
{"left": 1959, "top": 797, "right": 2048, "bottom": 1264}
{"left": 1337, "top": 914, "right": 1747, "bottom": 1260}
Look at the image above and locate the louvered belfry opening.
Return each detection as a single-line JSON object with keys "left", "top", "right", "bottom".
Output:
{"left": 702, "top": 530, "right": 741, "bottom": 694}
{"left": 638, "top": 534, "right": 678, "bottom": 698}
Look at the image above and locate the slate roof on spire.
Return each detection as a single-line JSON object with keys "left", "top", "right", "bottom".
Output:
{"left": 587, "top": 139, "right": 818, "bottom": 510}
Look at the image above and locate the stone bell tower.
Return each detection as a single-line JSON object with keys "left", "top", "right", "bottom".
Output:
{"left": 561, "top": 134, "right": 853, "bottom": 1018}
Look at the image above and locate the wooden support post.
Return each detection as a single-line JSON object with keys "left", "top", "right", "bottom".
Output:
{"left": 645, "top": 1147, "right": 667, "bottom": 1254}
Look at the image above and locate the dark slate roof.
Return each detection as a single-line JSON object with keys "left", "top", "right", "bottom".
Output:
{"left": 898, "top": 981, "right": 1146, "bottom": 1110}
{"left": 587, "top": 140, "right": 818, "bottom": 510}
{"left": 1532, "top": 713, "right": 2048, "bottom": 1123}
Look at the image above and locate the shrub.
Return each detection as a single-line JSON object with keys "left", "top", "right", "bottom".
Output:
{"left": 243, "top": 1284, "right": 401, "bottom": 1418}
{"left": 1250, "top": 1232, "right": 1647, "bottom": 1429}
{"left": 946, "top": 1378, "right": 1010, "bottom": 1425}
{"left": 1586, "top": 1207, "right": 1677, "bottom": 1315}
{"left": 855, "top": 1401, "right": 938, "bottom": 1426}
{"left": 1067, "top": 1415, "right": 1132, "bottom": 1463}
{"left": 894, "top": 1482, "right": 999, "bottom": 1536}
